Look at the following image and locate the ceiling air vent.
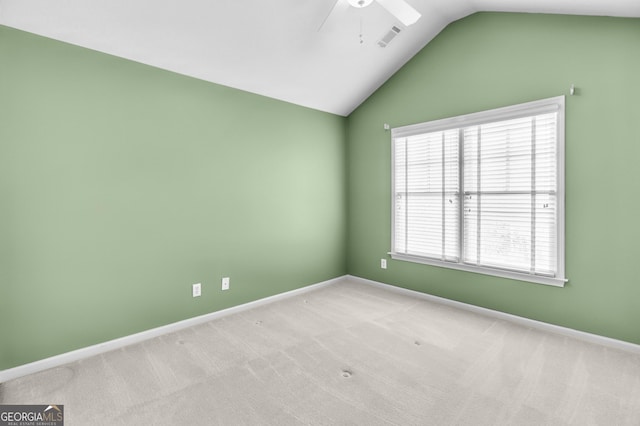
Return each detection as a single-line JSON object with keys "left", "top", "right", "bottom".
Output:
{"left": 377, "top": 26, "right": 401, "bottom": 48}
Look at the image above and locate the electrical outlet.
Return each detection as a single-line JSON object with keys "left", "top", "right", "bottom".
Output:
{"left": 192, "top": 283, "right": 202, "bottom": 297}
{"left": 222, "top": 277, "right": 230, "bottom": 291}
{"left": 381, "top": 259, "right": 387, "bottom": 269}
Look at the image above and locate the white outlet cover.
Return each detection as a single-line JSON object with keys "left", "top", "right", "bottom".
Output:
{"left": 222, "top": 277, "right": 230, "bottom": 290}
{"left": 192, "top": 283, "right": 202, "bottom": 297}
{"left": 381, "top": 259, "right": 387, "bottom": 269}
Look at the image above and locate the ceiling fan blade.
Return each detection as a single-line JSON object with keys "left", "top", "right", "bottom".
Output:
{"left": 318, "top": 0, "right": 349, "bottom": 32}
{"left": 376, "top": 0, "right": 421, "bottom": 26}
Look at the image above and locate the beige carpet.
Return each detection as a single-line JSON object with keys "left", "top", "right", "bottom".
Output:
{"left": 2, "top": 279, "right": 640, "bottom": 425}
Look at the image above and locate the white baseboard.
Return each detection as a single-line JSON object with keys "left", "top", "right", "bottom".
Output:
{"left": 0, "top": 276, "right": 344, "bottom": 383}
{"left": 4, "top": 274, "right": 638, "bottom": 383}
{"left": 346, "top": 275, "right": 640, "bottom": 355}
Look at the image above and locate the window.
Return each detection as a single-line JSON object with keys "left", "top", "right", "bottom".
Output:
{"left": 391, "top": 97, "right": 566, "bottom": 286}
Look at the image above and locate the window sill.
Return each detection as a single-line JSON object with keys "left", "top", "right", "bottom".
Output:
{"left": 390, "top": 253, "right": 567, "bottom": 287}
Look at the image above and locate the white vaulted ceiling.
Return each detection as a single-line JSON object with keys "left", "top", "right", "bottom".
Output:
{"left": 1, "top": 0, "right": 639, "bottom": 116}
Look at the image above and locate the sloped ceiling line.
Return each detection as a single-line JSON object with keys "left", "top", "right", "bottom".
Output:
{"left": 1, "top": 0, "right": 639, "bottom": 116}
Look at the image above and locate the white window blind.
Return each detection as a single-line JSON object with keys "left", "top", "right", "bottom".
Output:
{"left": 392, "top": 97, "right": 566, "bottom": 286}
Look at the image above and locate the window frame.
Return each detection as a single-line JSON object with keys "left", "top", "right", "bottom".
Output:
{"left": 390, "top": 96, "right": 566, "bottom": 287}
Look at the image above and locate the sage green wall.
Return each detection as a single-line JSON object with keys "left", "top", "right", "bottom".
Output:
{"left": 3, "top": 12, "right": 639, "bottom": 372}
{"left": 0, "top": 26, "right": 347, "bottom": 370}
{"left": 347, "top": 13, "right": 640, "bottom": 344}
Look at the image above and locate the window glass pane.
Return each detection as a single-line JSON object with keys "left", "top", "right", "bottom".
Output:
{"left": 464, "top": 193, "right": 532, "bottom": 271}
{"left": 393, "top": 130, "right": 459, "bottom": 261}
{"left": 534, "top": 193, "right": 557, "bottom": 275}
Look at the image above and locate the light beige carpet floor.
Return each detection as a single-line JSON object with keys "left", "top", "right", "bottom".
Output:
{"left": 2, "top": 278, "right": 640, "bottom": 425}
